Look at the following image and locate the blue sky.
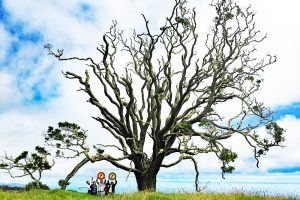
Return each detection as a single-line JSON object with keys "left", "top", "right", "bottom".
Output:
{"left": 0, "top": 0, "right": 59, "bottom": 106}
{"left": 1, "top": 0, "right": 300, "bottom": 189}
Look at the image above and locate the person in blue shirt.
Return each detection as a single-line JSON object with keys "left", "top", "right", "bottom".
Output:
{"left": 87, "top": 181, "right": 97, "bottom": 195}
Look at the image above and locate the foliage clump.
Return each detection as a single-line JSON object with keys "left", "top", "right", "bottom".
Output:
{"left": 25, "top": 181, "right": 49, "bottom": 191}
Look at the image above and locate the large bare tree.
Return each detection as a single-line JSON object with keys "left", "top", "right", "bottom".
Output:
{"left": 44, "top": 0, "right": 284, "bottom": 191}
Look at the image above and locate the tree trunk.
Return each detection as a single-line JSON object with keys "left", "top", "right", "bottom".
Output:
{"left": 60, "top": 157, "right": 90, "bottom": 190}
{"left": 35, "top": 180, "right": 41, "bottom": 189}
{"left": 134, "top": 171, "right": 157, "bottom": 191}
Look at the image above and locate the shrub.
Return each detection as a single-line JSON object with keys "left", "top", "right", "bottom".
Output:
{"left": 58, "top": 179, "right": 70, "bottom": 189}
{"left": 24, "top": 181, "right": 49, "bottom": 191}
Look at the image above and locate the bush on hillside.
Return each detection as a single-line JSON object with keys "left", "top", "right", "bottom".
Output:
{"left": 24, "top": 181, "right": 49, "bottom": 191}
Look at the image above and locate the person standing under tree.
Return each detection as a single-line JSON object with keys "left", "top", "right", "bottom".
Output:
{"left": 87, "top": 181, "right": 97, "bottom": 195}
{"left": 104, "top": 182, "right": 110, "bottom": 195}
{"left": 110, "top": 179, "right": 117, "bottom": 194}
{"left": 96, "top": 178, "right": 106, "bottom": 196}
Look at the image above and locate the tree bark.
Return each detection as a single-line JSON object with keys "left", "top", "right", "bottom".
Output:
{"left": 134, "top": 171, "right": 157, "bottom": 191}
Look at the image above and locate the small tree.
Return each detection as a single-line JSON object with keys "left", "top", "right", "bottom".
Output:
{"left": 0, "top": 146, "right": 54, "bottom": 189}
{"left": 45, "top": 0, "right": 284, "bottom": 191}
{"left": 45, "top": 122, "right": 123, "bottom": 190}
{"left": 44, "top": 122, "right": 101, "bottom": 190}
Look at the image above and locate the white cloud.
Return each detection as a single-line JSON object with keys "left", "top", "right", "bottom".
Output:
{"left": 0, "top": 71, "right": 22, "bottom": 110}
{"left": 247, "top": 0, "right": 300, "bottom": 108}
{"left": 0, "top": 24, "right": 12, "bottom": 60}
{"left": 1, "top": 0, "right": 300, "bottom": 187}
{"left": 0, "top": 110, "right": 45, "bottom": 154}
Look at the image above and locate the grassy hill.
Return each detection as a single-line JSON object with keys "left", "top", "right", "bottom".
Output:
{"left": 0, "top": 189, "right": 297, "bottom": 200}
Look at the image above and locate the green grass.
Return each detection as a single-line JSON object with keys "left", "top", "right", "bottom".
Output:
{"left": 0, "top": 189, "right": 297, "bottom": 200}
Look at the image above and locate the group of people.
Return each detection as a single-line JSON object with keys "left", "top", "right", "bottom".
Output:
{"left": 86, "top": 174, "right": 117, "bottom": 195}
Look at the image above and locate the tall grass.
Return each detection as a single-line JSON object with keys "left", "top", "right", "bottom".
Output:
{"left": 0, "top": 189, "right": 297, "bottom": 200}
